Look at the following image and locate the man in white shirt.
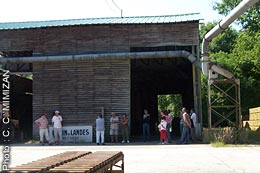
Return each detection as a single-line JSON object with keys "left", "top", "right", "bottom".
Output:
{"left": 190, "top": 108, "right": 197, "bottom": 142}
{"left": 52, "top": 110, "right": 63, "bottom": 145}
{"left": 96, "top": 114, "right": 105, "bottom": 145}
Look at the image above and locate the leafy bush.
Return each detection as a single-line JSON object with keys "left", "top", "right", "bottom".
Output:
{"left": 238, "top": 128, "right": 260, "bottom": 144}
{"left": 203, "top": 127, "right": 237, "bottom": 144}
{"left": 203, "top": 127, "right": 260, "bottom": 144}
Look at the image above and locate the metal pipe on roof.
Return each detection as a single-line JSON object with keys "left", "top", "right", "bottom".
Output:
{"left": 201, "top": 0, "right": 259, "bottom": 77}
{"left": 0, "top": 50, "right": 202, "bottom": 69}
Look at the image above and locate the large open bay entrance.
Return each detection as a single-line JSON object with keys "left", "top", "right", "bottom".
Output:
{"left": 131, "top": 55, "right": 195, "bottom": 136}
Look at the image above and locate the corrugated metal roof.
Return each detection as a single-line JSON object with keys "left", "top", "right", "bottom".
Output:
{"left": 0, "top": 13, "right": 201, "bottom": 30}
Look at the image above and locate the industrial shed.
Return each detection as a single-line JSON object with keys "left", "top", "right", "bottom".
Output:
{"left": 0, "top": 13, "right": 202, "bottom": 141}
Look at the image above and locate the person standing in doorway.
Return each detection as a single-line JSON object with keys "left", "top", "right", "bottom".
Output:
{"left": 52, "top": 110, "right": 63, "bottom": 145}
{"left": 110, "top": 112, "right": 119, "bottom": 143}
{"left": 190, "top": 108, "right": 197, "bottom": 142}
{"left": 121, "top": 113, "right": 130, "bottom": 143}
{"left": 34, "top": 113, "right": 50, "bottom": 145}
{"left": 179, "top": 107, "right": 191, "bottom": 144}
{"left": 143, "top": 109, "right": 151, "bottom": 142}
{"left": 96, "top": 113, "right": 105, "bottom": 145}
{"left": 166, "top": 110, "right": 172, "bottom": 143}
{"left": 179, "top": 111, "right": 184, "bottom": 137}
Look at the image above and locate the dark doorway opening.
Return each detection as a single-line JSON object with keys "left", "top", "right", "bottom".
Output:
{"left": 0, "top": 51, "right": 33, "bottom": 142}
{"left": 0, "top": 74, "right": 32, "bottom": 142}
{"left": 11, "top": 75, "right": 33, "bottom": 141}
{"left": 130, "top": 57, "right": 194, "bottom": 136}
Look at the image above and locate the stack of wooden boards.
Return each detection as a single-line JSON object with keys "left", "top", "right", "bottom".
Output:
{"left": 9, "top": 151, "right": 124, "bottom": 173}
{"left": 243, "top": 107, "right": 260, "bottom": 131}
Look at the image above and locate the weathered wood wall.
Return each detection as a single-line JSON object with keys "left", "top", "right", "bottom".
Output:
{"left": 0, "top": 23, "right": 199, "bottom": 55}
{"left": 33, "top": 58, "right": 130, "bottom": 139}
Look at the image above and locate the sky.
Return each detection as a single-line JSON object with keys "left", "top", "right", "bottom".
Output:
{"left": 0, "top": 0, "right": 223, "bottom": 23}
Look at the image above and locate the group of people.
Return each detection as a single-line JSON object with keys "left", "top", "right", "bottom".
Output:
{"left": 95, "top": 112, "right": 130, "bottom": 145}
{"left": 35, "top": 108, "right": 197, "bottom": 145}
{"left": 142, "top": 109, "right": 173, "bottom": 144}
{"left": 34, "top": 110, "right": 63, "bottom": 145}
{"left": 144, "top": 107, "right": 197, "bottom": 145}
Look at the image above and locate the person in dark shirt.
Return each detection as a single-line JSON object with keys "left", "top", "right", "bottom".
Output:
{"left": 142, "top": 109, "right": 151, "bottom": 142}
{"left": 121, "top": 113, "right": 130, "bottom": 143}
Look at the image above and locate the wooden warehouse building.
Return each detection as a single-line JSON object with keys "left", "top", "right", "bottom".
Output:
{"left": 0, "top": 13, "right": 202, "bottom": 141}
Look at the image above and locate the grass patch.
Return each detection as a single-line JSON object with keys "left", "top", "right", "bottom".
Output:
{"left": 210, "top": 142, "right": 252, "bottom": 147}
{"left": 210, "top": 141, "right": 226, "bottom": 147}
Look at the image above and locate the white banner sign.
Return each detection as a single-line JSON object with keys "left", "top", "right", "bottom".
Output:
{"left": 49, "top": 125, "right": 93, "bottom": 143}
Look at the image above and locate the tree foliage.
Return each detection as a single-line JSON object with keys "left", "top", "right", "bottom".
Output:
{"left": 230, "top": 31, "right": 260, "bottom": 114}
{"left": 201, "top": 0, "right": 260, "bottom": 117}
{"left": 200, "top": 22, "right": 238, "bottom": 54}
{"left": 213, "top": 0, "right": 260, "bottom": 31}
{"left": 202, "top": 30, "right": 260, "bottom": 116}
{"left": 157, "top": 94, "right": 182, "bottom": 117}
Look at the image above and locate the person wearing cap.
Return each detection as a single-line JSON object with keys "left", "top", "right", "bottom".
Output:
{"left": 34, "top": 113, "right": 50, "bottom": 145}
{"left": 52, "top": 110, "right": 63, "bottom": 145}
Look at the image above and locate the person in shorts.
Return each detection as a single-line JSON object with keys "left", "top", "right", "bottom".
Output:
{"left": 110, "top": 112, "right": 119, "bottom": 143}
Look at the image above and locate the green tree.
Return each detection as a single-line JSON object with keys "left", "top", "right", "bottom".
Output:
{"left": 209, "top": 30, "right": 260, "bottom": 116}
{"left": 201, "top": 0, "right": 260, "bottom": 123}
{"left": 157, "top": 94, "right": 182, "bottom": 117}
{"left": 200, "top": 22, "right": 238, "bottom": 54}
{"left": 213, "top": 0, "right": 260, "bottom": 31}
{"left": 230, "top": 31, "right": 260, "bottom": 115}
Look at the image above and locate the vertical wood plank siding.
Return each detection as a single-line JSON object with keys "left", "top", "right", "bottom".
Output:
{"left": 33, "top": 59, "right": 130, "bottom": 138}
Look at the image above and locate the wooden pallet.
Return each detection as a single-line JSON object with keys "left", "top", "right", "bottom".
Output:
{"left": 9, "top": 151, "right": 124, "bottom": 173}
{"left": 9, "top": 151, "right": 91, "bottom": 173}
